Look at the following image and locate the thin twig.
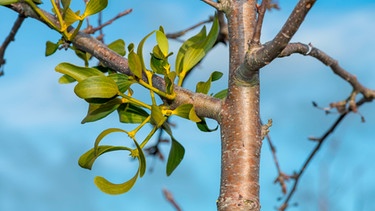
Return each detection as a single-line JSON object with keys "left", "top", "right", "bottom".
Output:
{"left": 201, "top": 0, "right": 221, "bottom": 10}
{"left": 166, "top": 16, "right": 213, "bottom": 39}
{"left": 0, "top": 14, "right": 26, "bottom": 76}
{"left": 279, "top": 42, "right": 375, "bottom": 99}
{"left": 163, "top": 188, "right": 182, "bottom": 211}
{"left": 251, "top": 0, "right": 269, "bottom": 46}
{"left": 83, "top": 9, "right": 133, "bottom": 34}
{"left": 278, "top": 98, "right": 370, "bottom": 211}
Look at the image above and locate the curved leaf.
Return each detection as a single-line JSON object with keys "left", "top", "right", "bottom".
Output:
{"left": 156, "top": 30, "right": 169, "bottom": 57}
{"left": 196, "top": 71, "right": 223, "bottom": 94}
{"left": 81, "top": 98, "right": 123, "bottom": 123}
{"left": 172, "top": 104, "right": 200, "bottom": 122}
{"left": 94, "top": 169, "right": 138, "bottom": 195}
{"left": 78, "top": 145, "right": 131, "bottom": 170}
{"left": 83, "top": 0, "right": 108, "bottom": 17}
{"left": 117, "top": 103, "right": 149, "bottom": 124}
{"left": 128, "top": 51, "right": 143, "bottom": 78}
{"left": 108, "top": 39, "right": 126, "bottom": 56}
{"left": 196, "top": 117, "right": 218, "bottom": 132}
{"left": 45, "top": 41, "right": 59, "bottom": 56}
{"left": 55, "top": 62, "right": 104, "bottom": 82}
{"left": 166, "top": 137, "right": 185, "bottom": 176}
{"left": 0, "top": 0, "right": 18, "bottom": 5}
{"left": 74, "top": 76, "right": 119, "bottom": 99}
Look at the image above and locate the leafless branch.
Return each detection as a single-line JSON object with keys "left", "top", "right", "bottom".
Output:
{"left": 279, "top": 42, "right": 375, "bottom": 100}
{"left": 163, "top": 188, "right": 182, "bottom": 211}
{"left": 238, "top": 0, "right": 317, "bottom": 81}
{"left": 201, "top": 0, "right": 221, "bottom": 10}
{"left": 251, "top": 0, "right": 269, "bottom": 46}
{"left": 166, "top": 16, "right": 213, "bottom": 40}
{"left": 278, "top": 98, "right": 370, "bottom": 211}
{"left": 83, "top": 9, "right": 133, "bottom": 35}
{"left": 0, "top": 14, "right": 26, "bottom": 76}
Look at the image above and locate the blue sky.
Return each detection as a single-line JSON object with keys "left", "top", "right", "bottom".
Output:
{"left": 1, "top": 1, "right": 375, "bottom": 211}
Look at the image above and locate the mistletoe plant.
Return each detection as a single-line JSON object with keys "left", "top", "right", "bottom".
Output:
{"left": 0, "top": 0, "right": 222, "bottom": 194}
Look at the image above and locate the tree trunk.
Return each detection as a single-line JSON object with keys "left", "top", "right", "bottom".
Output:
{"left": 217, "top": 1, "right": 262, "bottom": 211}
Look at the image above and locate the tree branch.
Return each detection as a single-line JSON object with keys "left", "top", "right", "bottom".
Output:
{"left": 0, "top": 14, "right": 26, "bottom": 76}
{"left": 237, "top": 0, "right": 316, "bottom": 82}
{"left": 278, "top": 98, "right": 370, "bottom": 211}
{"left": 279, "top": 42, "right": 375, "bottom": 100}
{"left": 6, "top": 2, "right": 222, "bottom": 121}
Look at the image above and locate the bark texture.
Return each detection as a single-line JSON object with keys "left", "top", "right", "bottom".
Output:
{"left": 217, "top": 1, "right": 262, "bottom": 210}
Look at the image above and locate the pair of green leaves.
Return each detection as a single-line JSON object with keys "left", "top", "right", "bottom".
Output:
{"left": 78, "top": 128, "right": 146, "bottom": 194}
{"left": 175, "top": 16, "right": 219, "bottom": 85}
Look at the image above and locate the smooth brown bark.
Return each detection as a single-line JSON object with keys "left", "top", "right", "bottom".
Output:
{"left": 217, "top": 1, "right": 262, "bottom": 210}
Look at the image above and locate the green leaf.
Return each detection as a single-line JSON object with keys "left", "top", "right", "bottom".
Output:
{"left": 166, "top": 137, "right": 185, "bottom": 176}
{"left": 133, "top": 139, "right": 146, "bottom": 177}
{"left": 94, "top": 169, "right": 138, "bottom": 195}
{"left": 164, "top": 72, "right": 176, "bottom": 95}
{"left": 74, "top": 49, "right": 91, "bottom": 65}
{"left": 63, "top": 8, "right": 80, "bottom": 26}
{"left": 74, "top": 76, "right": 119, "bottom": 99}
{"left": 150, "top": 104, "right": 167, "bottom": 128}
{"left": 81, "top": 98, "right": 122, "bottom": 123}
{"left": 156, "top": 30, "right": 169, "bottom": 57}
{"left": 137, "top": 31, "right": 155, "bottom": 71}
{"left": 58, "top": 74, "right": 76, "bottom": 84}
{"left": 61, "top": 0, "right": 71, "bottom": 9}
{"left": 78, "top": 145, "right": 131, "bottom": 170}
{"left": 197, "top": 117, "right": 218, "bottom": 132}
{"left": 175, "top": 27, "right": 206, "bottom": 75}
{"left": 128, "top": 51, "right": 143, "bottom": 79}
{"left": 83, "top": 0, "right": 108, "bottom": 17}
{"left": 176, "top": 16, "right": 219, "bottom": 78}
{"left": 108, "top": 73, "right": 134, "bottom": 93}
{"left": 213, "top": 89, "right": 228, "bottom": 99}
{"left": 45, "top": 41, "right": 59, "bottom": 56}
{"left": 0, "top": 0, "right": 18, "bottom": 5}
{"left": 172, "top": 104, "right": 201, "bottom": 122}
{"left": 196, "top": 71, "right": 223, "bottom": 94}
{"left": 117, "top": 103, "right": 150, "bottom": 124}
{"left": 108, "top": 39, "right": 126, "bottom": 56}
{"left": 55, "top": 63, "right": 104, "bottom": 82}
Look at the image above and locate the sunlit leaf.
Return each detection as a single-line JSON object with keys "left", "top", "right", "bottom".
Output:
{"left": 83, "top": 0, "right": 108, "bottom": 17}
{"left": 78, "top": 145, "right": 131, "bottom": 170}
{"left": 55, "top": 62, "right": 104, "bottom": 82}
{"left": 94, "top": 169, "right": 138, "bottom": 195}
{"left": 172, "top": 104, "right": 200, "bottom": 122}
{"left": 58, "top": 74, "right": 76, "bottom": 84}
{"left": 0, "top": 0, "right": 18, "bottom": 5}
{"left": 156, "top": 30, "right": 169, "bottom": 57}
{"left": 133, "top": 139, "right": 146, "bottom": 177}
{"left": 137, "top": 31, "right": 155, "bottom": 71}
{"left": 164, "top": 72, "right": 175, "bottom": 95}
{"left": 81, "top": 98, "right": 123, "bottom": 123}
{"left": 108, "top": 39, "right": 126, "bottom": 56}
{"left": 108, "top": 73, "right": 134, "bottom": 93}
{"left": 45, "top": 41, "right": 59, "bottom": 56}
{"left": 117, "top": 103, "right": 149, "bottom": 124}
{"left": 196, "top": 71, "right": 223, "bottom": 94}
{"left": 74, "top": 76, "right": 118, "bottom": 99}
{"left": 150, "top": 104, "right": 167, "bottom": 128}
{"left": 176, "top": 16, "right": 219, "bottom": 79}
{"left": 128, "top": 51, "right": 143, "bottom": 78}
{"left": 63, "top": 8, "right": 80, "bottom": 26}
{"left": 175, "top": 27, "right": 206, "bottom": 74}
{"left": 166, "top": 137, "right": 185, "bottom": 176}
